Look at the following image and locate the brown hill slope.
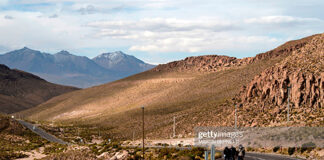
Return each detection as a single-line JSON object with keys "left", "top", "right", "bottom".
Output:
{"left": 0, "top": 64, "right": 78, "bottom": 113}
{"left": 236, "top": 33, "right": 324, "bottom": 127}
{"left": 21, "top": 33, "right": 322, "bottom": 139}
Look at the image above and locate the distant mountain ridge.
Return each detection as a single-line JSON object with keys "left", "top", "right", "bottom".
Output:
{"left": 0, "top": 47, "right": 155, "bottom": 88}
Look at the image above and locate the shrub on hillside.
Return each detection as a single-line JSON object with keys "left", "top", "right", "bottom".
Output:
{"left": 177, "top": 147, "right": 204, "bottom": 159}
{"left": 288, "top": 147, "right": 295, "bottom": 155}
{"left": 0, "top": 116, "right": 9, "bottom": 132}
{"left": 40, "top": 150, "right": 97, "bottom": 160}
{"left": 111, "top": 142, "right": 120, "bottom": 149}
{"left": 301, "top": 142, "right": 316, "bottom": 153}
{"left": 215, "top": 152, "right": 222, "bottom": 159}
{"left": 273, "top": 146, "right": 280, "bottom": 152}
{"left": 0, "top": 151, "right": 28, "bottom": 159}
{"left": 246, "top": 147, "right": 254, "bottom": 152}
{"left": 158, "top": 148, "right": 178, "bottom": 159}
{"left": 43, "top": 143, "right": 67, "bottom": 154}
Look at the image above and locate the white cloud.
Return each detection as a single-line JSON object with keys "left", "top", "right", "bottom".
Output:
{"left": 245, "top": 16, "right": 321, "bottom": 25}
{"left": 0, "top": 11, "right": 88, "bottom": 51}
{"left": 14, "top": 0, "right": 177, "bottom": 10}
{"left": 87, "top": 18, "right": 281, "bottom": 53}
{"left": 0, "top": 0, "right": 8, "bottom": 6}
{"left": 88, "top": 18, "right": 236, "bottom": 32}
{"left": 129, "top": 34, "right": 280, "bottom": 53}
{"left": 0, "top": 0, "right": 324, "bottom": 63}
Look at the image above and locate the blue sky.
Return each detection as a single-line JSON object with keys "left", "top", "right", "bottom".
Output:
{"left": 0, "top": 0, "right": 323, "bottom": 64}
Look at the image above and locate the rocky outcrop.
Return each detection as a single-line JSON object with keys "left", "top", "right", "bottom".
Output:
{"left": 252, "top": 34, "right": 318, "bottom": 62}
{"left": 241, "top": 68, "right": 324, "bottom": 109}
{"left": 152, "top": 55, "right": 239, "bottom": 72}
{"left": 237, "top": 33, "right": 324, "bottom": 126}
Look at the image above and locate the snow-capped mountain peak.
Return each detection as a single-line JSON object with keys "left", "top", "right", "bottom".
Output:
{"left": 95, "top": 51, "right": 126, "bottom": 60}
{"left": 92, "top": 51, "right": 155, "bottom": 73}
{"left": 56, "top": 50, "right": 72, "bottom": 55}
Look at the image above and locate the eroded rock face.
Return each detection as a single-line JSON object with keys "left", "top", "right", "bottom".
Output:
{"left": 241, "top": 67, "right": 324, "bottom": 109}
{"left": 152, "top": 55, "right": 239, "bottom": 72}
{"left": 237, "top": 33, "right": 324, "bottom": 126}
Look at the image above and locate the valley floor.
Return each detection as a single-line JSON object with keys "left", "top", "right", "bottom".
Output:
{"left": 5, "top": 118, "right": 322, "bottom": 160}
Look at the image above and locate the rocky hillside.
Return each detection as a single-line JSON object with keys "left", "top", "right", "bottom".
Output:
{"left": 152, "top": 34, "right": 317, "bottom": 73}
{"left": 152, "top": 55, "right": 238, "bottom": 72}
{"left": 237, "top": 33, "right": 324, "bottom": 126}
{"left": 20, "top": 33, "right": 323, "bottom": 139}
{"left": 0, "top": 64, "right": 78, "bottom": 113}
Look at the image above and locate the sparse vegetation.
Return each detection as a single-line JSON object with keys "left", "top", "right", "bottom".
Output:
{"left": 43, "top": 143, "right": 68, "bottom": 155}
{"left": 273, "top": 146, "right": 280, "bottom": 153}
{"left": 301, "top": 142, "right": 316, "bottom": 153}
{"left": 288, "top": 147, "right": 295, "bottom": 155}
{"left": 0, "top": 114, "right": 48, "bottom": 159}
{"left": 40, "top": 149, "right": 97, "bottom": 160}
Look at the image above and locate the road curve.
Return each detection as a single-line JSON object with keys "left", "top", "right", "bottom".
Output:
{"left": 17, "top": 120, "right": 68, "bottom": 145}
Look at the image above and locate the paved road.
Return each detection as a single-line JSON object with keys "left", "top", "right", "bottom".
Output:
{"left": 17, "top": 120, "right": 68, "bottom": 145}
{"left": 214, "top": 152, "right": 303, "bottom": 160}
{"left": 243, "top": 152, "right": 303, "bottom": 160}
{"left": 127, "top": 145, "right": 303, "bottom": 160}
{"left": 15, "top": 121, "right": 305, "bottom": 159}
{"left": 213, "top": 151, "right": 303, "bottom": 160}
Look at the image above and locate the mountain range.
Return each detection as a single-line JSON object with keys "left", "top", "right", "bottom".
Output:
{"left": 20, "top": 33, "right": 324, "bottom": 139}
{"left": 0, "top": 47, "right": 155, "bottom": 88}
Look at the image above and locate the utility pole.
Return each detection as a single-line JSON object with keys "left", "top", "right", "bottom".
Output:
{"left": 287, "top": 85, "right": 291, "bottom": 122}
{"left": 235, "top": 104, "right": 237, "bottom": 130}
{"left": 141, "top": 106, "right": 145, "bottom": 160}
{"left": 173, "top": 116, "right": 176, "bottom": 138}
{"left": 133, "top": 131, "right": 135, "bottom": 142}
